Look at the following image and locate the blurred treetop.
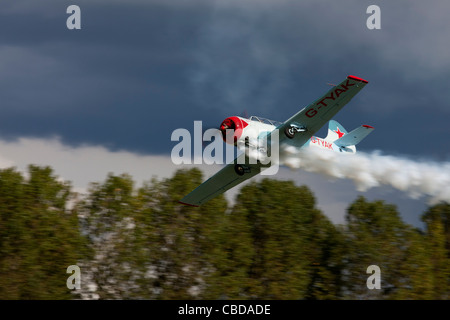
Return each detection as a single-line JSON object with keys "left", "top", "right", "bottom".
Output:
{"left": 0, "top": 166, "right": 448, "bottom": 299}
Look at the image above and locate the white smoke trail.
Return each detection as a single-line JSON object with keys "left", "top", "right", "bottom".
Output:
{"left": 279, "top": 146, "right": 450, "bottom": 204}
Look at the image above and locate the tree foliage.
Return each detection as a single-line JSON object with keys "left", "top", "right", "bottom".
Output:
{"left": 0, "top": 166, "right": 91, "bottom": 299}
{"left": 0, "top": 166, "right": 448, "bottom": 299}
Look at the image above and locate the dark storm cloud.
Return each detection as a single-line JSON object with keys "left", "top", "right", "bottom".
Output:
{"left": 0, "top": 0, "right": 214, "bottom": 153}
{"left": 1, "top": 0, "right": 450, "bottom": 158}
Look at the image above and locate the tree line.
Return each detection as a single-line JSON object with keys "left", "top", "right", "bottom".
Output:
{"left": 0, "top": 165, "right": 448, "bottom": 299}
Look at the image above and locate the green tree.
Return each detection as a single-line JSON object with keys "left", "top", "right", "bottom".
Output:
{"left": 212, "top": 178, "right": 343, "bottom": 299}
{"left": 303, "top": 212, "right": 347, "bottom": 299}
{"left": 0, "top": 166, "right": 90, "bottom": 299}
{"left": 343, "top": 196, "right": 434, "bottom": 299}
{"left": 77, "top": 168, "right": 228, "bottom": 299}
{"left": 75, "top": 172, "right": 140, "bottom": 299}
{"left": 421, "top": 203, "right": 450, "bottom": 299}
{"left": 138, "top": 168, "right": 228, "bottom": 299}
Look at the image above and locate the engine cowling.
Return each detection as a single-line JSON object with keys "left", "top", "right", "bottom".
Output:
{"left": 220, "top": 116, "right": 248, "bottom": 144}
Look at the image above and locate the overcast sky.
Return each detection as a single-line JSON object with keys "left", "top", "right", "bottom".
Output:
{"left": 1, "top": 0, "right": 450, "bottom": 227}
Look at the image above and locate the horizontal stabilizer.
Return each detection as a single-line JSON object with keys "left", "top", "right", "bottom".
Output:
{"left": 334, "top": 125, "right": 374, "bottom": 147}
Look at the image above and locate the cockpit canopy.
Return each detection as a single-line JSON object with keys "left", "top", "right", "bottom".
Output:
{"left": 248, "top": 116, "right": 283, "bottom": 127}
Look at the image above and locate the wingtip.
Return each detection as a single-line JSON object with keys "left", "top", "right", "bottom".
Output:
{"left": 362, "top": 125, "right": 374, "bottom": 129}
{"left": 347, "top": 75, "right": 369, "bottom": 84}
{"left": 178, "top": 200, "right": 200, "bottom": 207}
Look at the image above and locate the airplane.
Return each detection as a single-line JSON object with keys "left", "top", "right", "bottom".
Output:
{"left": 179, "top": 75, "right": 374, "bottom": 207}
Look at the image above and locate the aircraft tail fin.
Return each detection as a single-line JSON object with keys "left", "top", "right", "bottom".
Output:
{"left": 325, "top": 120, "right": 348, "bottom": 143}
{"left": 333, "top": 124, "right": 374, "bottom": 147}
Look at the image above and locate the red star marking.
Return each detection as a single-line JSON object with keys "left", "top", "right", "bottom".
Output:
{"left": 334, "top": 127, "right": 345, "bottom": 138}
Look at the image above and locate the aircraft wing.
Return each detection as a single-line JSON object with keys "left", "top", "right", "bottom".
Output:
{"left": 277, "top": 75, "right": 369, "bottom": 148}
{"left": 179, "top": 153, "right": 266, "bottom": 207}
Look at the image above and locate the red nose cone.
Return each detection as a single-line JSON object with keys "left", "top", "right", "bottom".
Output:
{"left": 220, "top": 116, "right": 248, "bottom": 144}
{"left": 220, "top": 118, "right": 234, "bottom": 131}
